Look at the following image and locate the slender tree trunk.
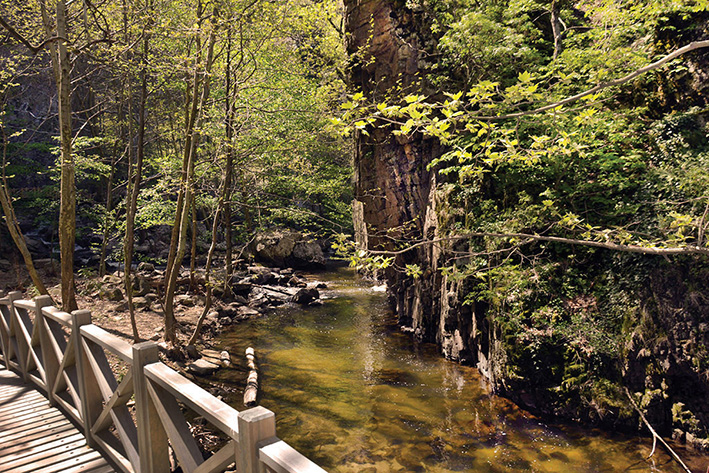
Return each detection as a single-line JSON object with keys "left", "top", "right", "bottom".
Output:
{"left": 224, "top": 28, "right": 234, "bottom": 286}
{"left": 190, "top": 197, "right": 197, "bottom": 290}
{"left": 0, "top": 124, "right": 49, "bottom": 295}
{"left": 165, "top": 65, "right": 194, "bottom": 288}
{"left": 123, "top": 33, "right": 149, "bottom": 343}
{"left": 188, "top": 190, "right": 224, "bottom": 345}
{"left": 98, "top": 150, "right": 116, "bottom": 277}
{"left": 164, "top": 18, "right": 216, "bottom": 345}
{"left": 239, "top": 176, "right": 253, "bottom": 232}
{"left": 551, "top": 1, "right": 564, "bottom": 61}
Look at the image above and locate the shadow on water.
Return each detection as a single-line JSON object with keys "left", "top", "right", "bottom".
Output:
{"left": 212, "top": 266, "right": 706, "bottom": 472}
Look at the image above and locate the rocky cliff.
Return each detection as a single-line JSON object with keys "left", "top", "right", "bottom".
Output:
{"left": 344, "top": 0, "right": 709, "bottom": 447}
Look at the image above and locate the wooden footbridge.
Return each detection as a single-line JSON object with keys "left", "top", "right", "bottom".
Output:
{"left": 0, "top": 291, "right": 325, "bottom": 473}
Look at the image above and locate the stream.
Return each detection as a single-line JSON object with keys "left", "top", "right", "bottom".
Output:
{"left": 212, "top": 266, "right": 703, "bottom": 472}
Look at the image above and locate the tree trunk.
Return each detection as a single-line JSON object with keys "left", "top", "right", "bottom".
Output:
{"left": 98, "top": 150, "right": 116, "bottom": 278}
{"left": 54, "top": 0, "right": 77, "bottom": 312}
{"left": 164, "top": 62, "right": 194, "bottom": 292}
{"left": 0, "top": 125, "right": 49, "bottom": 295}
{"left": 551, "top": 1, "right": 564, "bottom": 61}
{"left": 164, "top": 17, "right": 216, "bottom": 345}
{"left": 190, "top": 197, "right": 197, "bottom": 290}
{"left": 224, "top": 28, "right": 234, "bottom": 287}
{"left": 124, "top": 33, "right": 149, "bottom": 343}
{"left": 187, "top": 187, "right": 224, "bottom": 345}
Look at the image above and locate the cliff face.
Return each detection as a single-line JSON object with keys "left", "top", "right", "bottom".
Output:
{"left": 345, "top": 0, "right": 501, "bottom": 385}
{"left": 344, "top": 0, "right": 709, "bottom": 445}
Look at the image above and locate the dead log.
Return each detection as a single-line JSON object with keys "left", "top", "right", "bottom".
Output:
{"left": 244, "top": 346, "right": 259, "bottom": 407}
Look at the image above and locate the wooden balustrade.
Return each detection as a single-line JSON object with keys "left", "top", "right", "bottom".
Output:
{"left": 0, "top": 291, "right": 326, "bottom": 473}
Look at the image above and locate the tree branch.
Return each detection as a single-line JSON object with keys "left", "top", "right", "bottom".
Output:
{"left": 480, "top": 40, "right": 709, "bottom": 120}
{"left": 367, "top": 231, "right": 709, "bottom": 257}
{"left": 625, "top": 388, "right": 692, "bottom": 473}
{"left": 0, "top": 15, "right": 42, "bottom": 54}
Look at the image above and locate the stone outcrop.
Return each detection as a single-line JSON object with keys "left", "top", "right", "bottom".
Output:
{"left": 251, "top": 230, "right": 325, "bottom": 269}
{"left": 345, "top": 0, "right": 479, "bottom": 365}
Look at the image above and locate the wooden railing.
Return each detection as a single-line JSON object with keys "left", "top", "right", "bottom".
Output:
{"left": 0, "top": 291, "right": 326, "bottom": 473}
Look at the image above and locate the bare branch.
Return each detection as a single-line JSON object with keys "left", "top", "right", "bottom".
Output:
{"left": 367, "top": 231, "right": 709, "bottom": 257}
{"left": 0, "top": 15, "right": 42, "bottom": 54}
{"left": 479, "top": 40, "right": 709, "bottom": 120}
{"left": 625, "top": 388, "right": 692, "bottom": 473}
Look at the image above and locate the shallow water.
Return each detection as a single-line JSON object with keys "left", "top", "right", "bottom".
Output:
{"left": 213, "top": 267, "right": 705, "bottom": 472}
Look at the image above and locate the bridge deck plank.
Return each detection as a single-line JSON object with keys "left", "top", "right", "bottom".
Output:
{"left": 0, "top": 369, "right": 115, "bottom": 473}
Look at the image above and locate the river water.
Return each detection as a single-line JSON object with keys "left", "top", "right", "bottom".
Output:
{"left": 212, "top": 266, "right": 704, "bottom": 472}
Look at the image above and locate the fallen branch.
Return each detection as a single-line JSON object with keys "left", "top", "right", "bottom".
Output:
{"left": 625, "top": 388, "right": 692, "bottom": 473}
{"left": 244, "top": 347, "right": 259, "bottom": 407}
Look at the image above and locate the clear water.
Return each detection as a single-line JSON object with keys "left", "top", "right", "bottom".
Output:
{"left": 212, "top": 266, "right": 706, "bottom": 472}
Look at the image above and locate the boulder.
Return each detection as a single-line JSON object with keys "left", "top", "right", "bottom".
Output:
{"left": 34, "top": 258, "right": 59, "bottom": 272}
{"left": 185, "top": 344, "right": 199, "bottom": 359}
{"left": 233, "top": 295, "right": 249, "bottom": 305}
{"left": 137, "top": 262, "right": 155, "bottom": 273}
{"left": 252, "top": 230, "right": 325, "bottom": 269}
{"left": 247, "top": 266, "right": 276, "bottom": 285}
{"left": 291, "top": 287, "right": 320, "bottom": 305}
{"left": 132, "top": 296, "right": 150, "bottom": 310}
{"left": 292, "top": 240, "right": 326, "bottom": 268}
{"left": 186, "top": 358, "right": 220, "bottom": 376}
{"left": 99, "top": 287, "right": 124, "bottom": 302}
{"left": 231, "top": 282, "right": 253, "bottom": 297}
{"left": 102, "top": 274, "right": 122, "bottom": 285}
{"left": 24, "top": 236, "right": 47, "bottom": 255}
{"left": 237, "top": 306, "right": 261, "bottom": 318}
{"left": 175, "top": 294, "right": 195, "bottom": 307}
{"left": 132, "top": 275, "right": 153, "bottom": 296}
{"left": 288, "top": 276, "right": 307, "bottom": 288}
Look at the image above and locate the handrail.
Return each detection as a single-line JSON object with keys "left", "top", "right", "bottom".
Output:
{"left": 260, "top": 440, "right": 326, "bottom": 473}
{"left": 144, "top": 362, "right": 240, "bottom": 439}
{"left": 41, "top": 305, "right": 72, "bottom": 327}
{"left": 81, "top": 323, "right": 134, "bottom": 363}
{"left": 0, "top": 291, "right": 328, "bottom": 473}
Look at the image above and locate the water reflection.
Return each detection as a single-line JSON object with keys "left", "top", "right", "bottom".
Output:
{"left": 213, "top": 267, "right": 703, "bottom": 472}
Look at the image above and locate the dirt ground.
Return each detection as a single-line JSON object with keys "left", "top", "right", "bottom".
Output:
{"left": 0, "top": 263, "right": 208, "bottom": 347}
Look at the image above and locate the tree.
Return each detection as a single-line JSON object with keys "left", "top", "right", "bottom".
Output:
{"left": 163, "top": 1, "right": 217, "bottom": 345}
{"left": 0, "top": 0, "right": 79, "bottom": 310}
{"left": 0, "top": 118, "right": 49, "bottom": 296}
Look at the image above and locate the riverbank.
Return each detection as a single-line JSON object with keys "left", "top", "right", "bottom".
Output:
{"left": 209, "top": 266, "right": 709, "bottom": 473}
{"left": 2, "top": 262, "right": 708, "bottom": 471}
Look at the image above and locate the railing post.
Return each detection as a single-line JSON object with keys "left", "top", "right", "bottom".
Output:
{"left": 237, "top": 406, "right": 277, "bottom": 473}
{"left": 133, "top": 341, "right": 169, "bottom": 473}
{"left": 0, "top": 290, "right": 7, "bottom": 369}
{"left": 34, "top": 295, "right": 56, "bottom": 403}
{"left": 7, "top": 291, "right": 25, "bottom": 377}
{"left": 72, "top": 310, "right": 101, "bottom": 448}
